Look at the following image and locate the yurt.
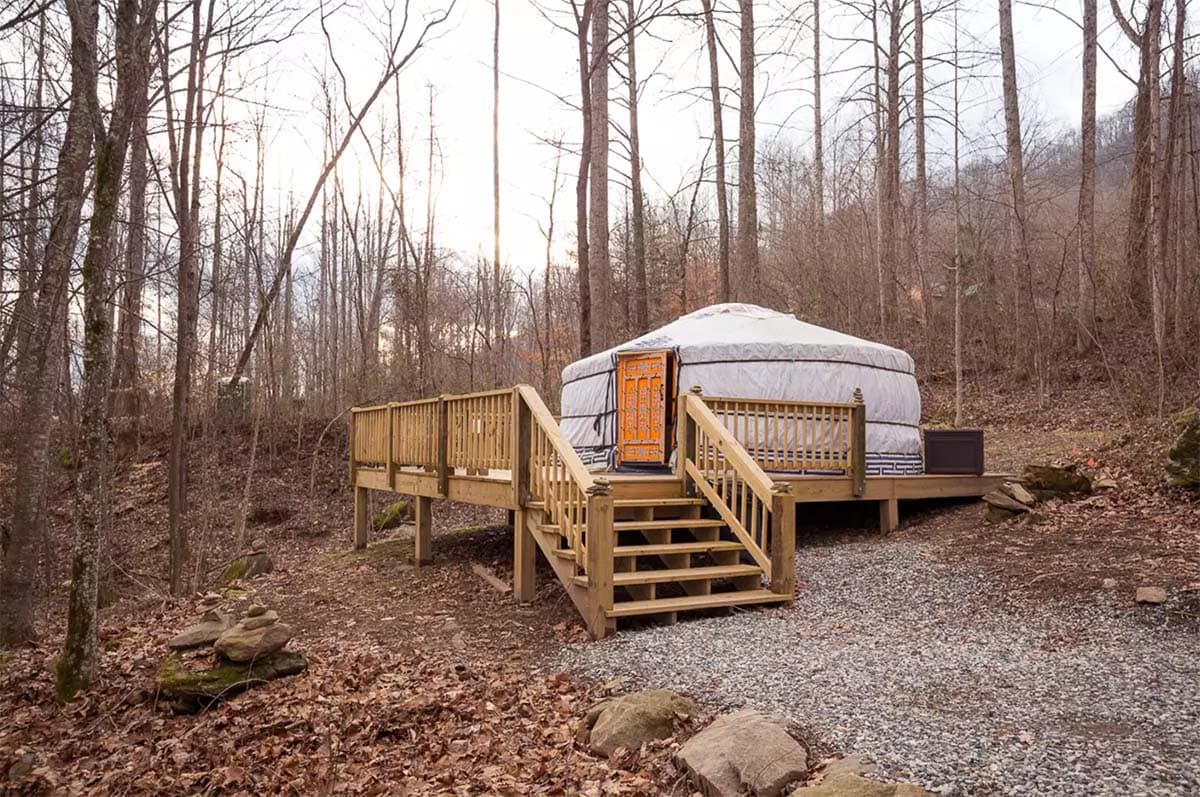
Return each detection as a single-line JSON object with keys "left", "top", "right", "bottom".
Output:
{"left": 559, "top": 303, "right": 922, "bottom": 475}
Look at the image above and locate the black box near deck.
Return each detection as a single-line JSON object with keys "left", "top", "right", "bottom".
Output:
{"left": 923, "top": 429, "right": 984, "bottom": 475}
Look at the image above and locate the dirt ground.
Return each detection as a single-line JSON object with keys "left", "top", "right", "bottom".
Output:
{"left": 2, "top": 378, "right": 1198, "bottom": 794}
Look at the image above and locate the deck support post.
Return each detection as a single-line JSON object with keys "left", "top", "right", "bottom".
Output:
{"left": 512, "top": 387, "right": 531, "bottom": 507}
{"left": 677, "top": 387, "right": 702, "bottom": 496}
{"left": 414, "top": 495, "right": 433, "bottom": 565}
{"left": 850, "top": 388, "right": 867, "bottom": 498}
{"left": 353, "top": 485, "right": 369, "bottom": 550}
{"left": 769, "top": 488, "right": 796, "bottom": 598}
{"left": 435, "top": 396, "right": 449, "bottom": 497}
{"left": 386, "top": 403, "right": 397, "bottom": 490}
{"left": 585, "top": 479, "right": 615, "bottom": 639}
{"left": 879, "top": 496, "right": 899, "bottom": 533}
{"left": 513, "top": 508, "right": 536, "bottom": 603}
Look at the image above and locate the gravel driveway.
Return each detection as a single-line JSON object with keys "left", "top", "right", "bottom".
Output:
{"left": 558, "top": 539, "right": 1200, "bottom": 796}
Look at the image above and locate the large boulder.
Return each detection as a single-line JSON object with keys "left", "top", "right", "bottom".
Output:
{"left": 156, "top": 650, "right": 307, "bottom": 708}
{"left": 221, "top": 539, "right": 274, "bottom": 583}
{"left": 586, "top": 689, "right": 696, "bottom": 756}
{"left": 1021, "top": 465, "right": 1092, "bottom": 500}
{"left": 790, "top": 757, "right": 933, "bottom": 797}
{"left": 1167, "top": 407, "right": 1200, "bottom": 487}
{"left": 168, "top": 609, "right": 234, "bottom": 650}
{"left": 675, "top": 709, "right": 809, "bottom": 797}
{"left": 214, "top": 610, "right": 294, "bottom": 662}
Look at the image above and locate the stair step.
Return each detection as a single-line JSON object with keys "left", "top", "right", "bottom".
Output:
{"left": 613, "top": 540, "right": 744, "bottom": 557}
{"left": 613, "top": 518, "right": 725, "bottom": 532}
{"left": 607, "top": 589, "right": 790, "bottom": 618}
{"left": 613, "top": 497, "right": 706, "bottom": 508}
{"left": 573, "top": 564, "right": 762, "bottom": 587}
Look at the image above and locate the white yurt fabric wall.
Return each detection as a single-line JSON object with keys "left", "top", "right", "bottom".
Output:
{"left": 560, "top": 304, "right": 923, "bottom": 474}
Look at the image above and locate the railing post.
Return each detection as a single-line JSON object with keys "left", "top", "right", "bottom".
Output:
{"left": 436, "top": 395, "right": 449, "bottom": 498}
{"left": 851, "top": 388, "right": 867, "bottom": 498}
{"left": 677, "top": 386, "right": 702, "bottom": 496}
{"left": 585, "top": 477, "right": 614, "bottom": 640}
{"left": 512, "top": 387, "right": 531, "bottom": 508}
{"left": 386, "top": 402, "right": 397, "bottom": 490}
{"left": 348, "top": 408, "right": 359, "bottom": 483}
{"left": 769, "top": 484, "right": 795, "bottom": 598}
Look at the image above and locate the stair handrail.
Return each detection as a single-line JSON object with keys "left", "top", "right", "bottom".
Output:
{"left": 678, "top": 388, "right": 796, "bottom": 595}
{"left": 513, "top": 385, "right": 610, "bottom": 577}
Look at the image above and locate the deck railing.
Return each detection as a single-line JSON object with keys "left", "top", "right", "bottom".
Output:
{"left": 679, "top": 389, "right": 796, "bottom": 595}
{"left": 391, "top": 398, "right": 439, "bottom": 470}
{"left": 703, "top": 391, "right": 867, "bottom": 498}
{"left": 445, "top": 389, "right": 513, "bottom": 474}
{"left": 349, "top": 405, "right": 390, "bottom": 467}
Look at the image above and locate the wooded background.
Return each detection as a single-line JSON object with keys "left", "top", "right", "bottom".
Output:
{"left": 0, "top": 0, "right": 1196, "bottom": 696}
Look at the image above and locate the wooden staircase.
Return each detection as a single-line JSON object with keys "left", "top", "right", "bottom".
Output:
{"left": 525, "top": 494, "right": 790, "bottom": 631}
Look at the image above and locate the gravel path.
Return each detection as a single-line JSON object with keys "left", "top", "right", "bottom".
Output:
{"left": 557, "top": 539, "right": 1200, "bottom": 796}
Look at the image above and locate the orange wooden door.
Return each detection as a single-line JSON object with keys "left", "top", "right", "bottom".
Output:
{"left": 617, "top": 351, "right": 671, "bottom": 465}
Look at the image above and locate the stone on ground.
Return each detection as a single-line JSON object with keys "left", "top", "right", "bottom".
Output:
{"left": 982, "top": 490, "right": 1031, "bottom": 514}
{"left": 373, "top": 499, "right": 413, "bottom": 530}
{"left": 790, "top": 756, "right": 933, "bottom": 797}
{"left": 985, "top": 505, "right": 1019, "bottom": 524}
{"left": 214, "top": 613, "right": 294, "bottom": 662}
{"left": 999, "top": 481, "right": 1037, "bottom": 507}
{"left": 1166, "top": 407, "right": 1200, "bottom": 487}
{"left": 156, "top": 650, "right": 307, "bottom": 706}
{"left": 168, "top": 609, "right": 234, "bottom": 650}
{"left": 675, "top": 708, "right": 808, "bottom": 797}
{"left": 1135, "top": 586, "right": 1168, "bottom": 605}
{"left": 1021, "top": 464, "right": 1092, "bottom": 499}
{"left": 585, "top": 689, "right": 695, "bottom": 756}
{"left": 221, "top": 548, "right": 274, "bottom": 583}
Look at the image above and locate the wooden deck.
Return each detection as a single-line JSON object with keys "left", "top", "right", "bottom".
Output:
{"left": 349, "top": 385, "right": 1004, "bottom": 638}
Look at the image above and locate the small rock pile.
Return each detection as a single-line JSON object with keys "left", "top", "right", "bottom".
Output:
{"left": 982, "top": 464, "right": 1105, "bottom": 523}
{"left": 157, "top": 600, "right": 305, "bottom": 709}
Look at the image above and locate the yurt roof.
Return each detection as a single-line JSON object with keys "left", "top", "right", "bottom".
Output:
{"left": 562, "top": 303, "right": 914, "bottom": 381}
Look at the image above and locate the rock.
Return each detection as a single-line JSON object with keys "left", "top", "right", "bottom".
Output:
{"left": 985, "top": 505, "right": 1020, "bottom": 524}
{"left": 246, "top": 603, "right": 267, "bottom": 617}
{"left": 7, "top": 752, "right": 35, "bottom": 780}
{"left": 251, "top": 537, "right": 268, "bottom": 553}
{"left": 221, "top": 551, "right": 273, "bottom": 583}
{"left": 1021, "top": 464, "right": 1092, "bottom": 499}
{"left": 241, "top": 610, "right": 279, "bottom": 630}
{"left": 214, "top": 619, "right": 294, "bottom": 662}
{"left": 982, "top": 491, "right": 1030, "bottom": 514}
{"left": 155, "top": 650, "right": 307, "bottom": 707}
{"left": 373, "top": 500, "right": 414, "bottom": 531}
{"left": 675, "top": 709, "right": 808, "bottom": 797}
{"left": 586, "top": 689, "right": 696, "bottom": 756}
{"left": 199, "top": 591, "right": 222, "bottom": 606}
{"left": 1166, "top": 407, "right": 1200, "bottom": 487}
{"left": 1101, "top": 578, "right": 1118, "bottom": 590}
{"left": 1094, "top": 475, "right": 1118, "bottom": 491}
{"left": 790, "top": 756, "right": 934, "bottom": 797}
{"left": 999, "top": 481, "right": 1037, "bottom": 507}
{"left": 167, "top": 609, "right": 234, "bottom": 650}
{"left": 1135, "top": 586, "right": 1168, "bottom": 605}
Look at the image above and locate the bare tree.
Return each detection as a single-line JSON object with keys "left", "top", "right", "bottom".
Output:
{"left": 701, "top": 0, "right": 731, "bottom": 303}
{"left": 1076, "top": 0, "right": 1096, "bottom": 353}
{"left": 492, "top": 0, "right": 502, "bottom": 382}
{"left": 1, "top": 0, "right": 95, "bottom": 646}
{"left": 589, "top": 0, "right": 611, "bottom": 348}
{"left": 736, "top": 0, "right": 758, "bottom": 299}
{"left": 624, "top": 0, "right": 648, "bottom": 333}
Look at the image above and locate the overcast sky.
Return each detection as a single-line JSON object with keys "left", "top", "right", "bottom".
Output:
{"left": 232, "top": 0, "right": 1142, "bottom": 276}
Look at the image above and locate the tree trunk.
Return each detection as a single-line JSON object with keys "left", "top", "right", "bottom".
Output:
{"left": 912, "top": 0, "right": 929, "bottom": 359}
{"left": 1076, "top": 0, "right": 1097, "bottom": 353}
{"left": 589, "top": 0, "right": 611, "bottom": 349}
{"left": 811, "top": 0, "right": 824, "bottom": 295}
{"left": 625, "top": 0, "right": 648, "bottom": 333}
{"left": 492, "top": 0, "right": 502, "bottom": 383}
{"left": 575, "top": 1, "right": 593, "bottom": 356}
{"left": 736, "top": 0, "right": 758, "bottom": 300}
{"left": 1, "top": 0, "right": 95, "bottom": 647}
{"left": 998, "top": 0, "right": 1043, "bottom": 399}
{"left": 701, "top": 0, "right": 731, "bottom": 304}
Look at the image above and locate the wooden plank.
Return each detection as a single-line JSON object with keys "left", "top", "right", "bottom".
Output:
{"left": 472, "top": 563, "right": 512, "bottom": 594}
{"left": 436, "top": 396, "right": 449, "bottom": 497}
{"left": 769, "top": 492, "right": 796, "bottom": 597}
{"left": 513, "top": 389, "right": 531, "bottom": 507}
{"left": 613, "top": 540, "right": 744, "bottom": 557}
{"left": 585, "top": 491, "right": 615, "bottom": 640}
{"left": 607, "top": 589, "right": 790, "bottom": 618}
{"left": 445, "top": 477, "right": 516, "bottom": 509}
{"left": 612, "top": 518, "right": 725, "bottom": 531}
{"left": 353, "top": 485, "right": 369, "bottom": 550}
{"left": 579, "top": 564, "right": 762, "bottom": 586}
{"left": 513, "top": 508, "right": 535, "bottom": 603}
{"left": 851, "top": 391, "right": 867, "bottom": 497}
{"left": 414, "top": 495, "right": 432, "bottom": 565}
